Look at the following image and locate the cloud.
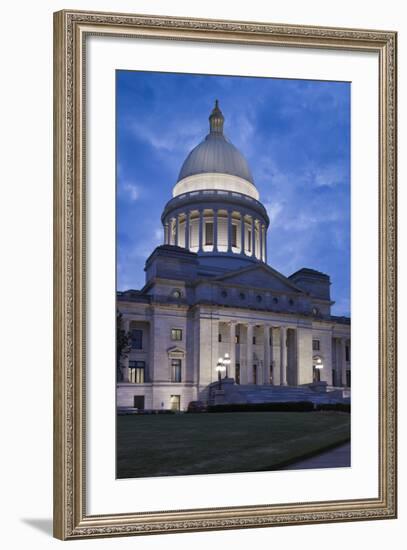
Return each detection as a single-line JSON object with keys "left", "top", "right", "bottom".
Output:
{"left": 122, "top": 182, "right": 140, "bottom": 201}
{"left": 117, "top": 225, "right": 164, "bottom": 291}
{"left": 229, "top": 111, "right": 255, "bottom": 152}
{"left": 313, "top": 163, "right": 348, "bottom": 188}
{"left": 264, "top": 200, "right": 283, "bottom": 225}
{"left": 128, "top": 117, "right": 203, "bottom": 155}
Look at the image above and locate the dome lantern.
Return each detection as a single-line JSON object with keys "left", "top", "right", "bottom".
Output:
{"left": 209, "top": 99, "right": 224, "bottom": 134}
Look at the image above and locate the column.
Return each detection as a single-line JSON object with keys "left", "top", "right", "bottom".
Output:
{"left": 263, "top": 325, "right": 271, "bottom": 384}
{"left": 185, "top": 211, "right": 190, "bottom": 250}
{"left": 171, "top": 218, "right": 176, "bottom": 245}
{"left": 175, "top": 214, "right": 179, "bottom": 246}
{"left": 262, "top": 225, "right": 265, "bottom": 261}
{"left": 240, "top": 214, "right": 245, "bottom": 255}
{"left": 198, "top": 211, "right": 203, "bottom": 252}
{"left": 213, "top": 209, "right": 218, "bottom": 252}
{"left": 259, "top": 223, "right": 263, "bottom": 262}
{"left": 164, "top": 223, "right": 169, "bottom": 245}
{"left": 296, "top": 327, "right": 313, "bottom": 385}
{"left": 340, "top": 338, "right": 347, "bottom": 386}
{"left": 251, "top": 218, "right": 255, "bottom": 257}
{"left": 227, "top": 210, "right": 232, "bottom": 252}
{"left": 229, "top": 322, "right": 236, "bottom": 379}
{"left": 246, "top": 324, "right": 253, "bottom": 384}
{"left": 122, "top": 318, "right": 130, "bottom": 382}
{"left": 264, "top": 226, "right": 267, "bottom": 263}
{"left": 280, "top": 326, "right": 288, "bottom": 385}
{"left": 168, "top": 219, "right": 172, "bottom": 245}
{"left": 198, "top": 314, "right": 219, "bottom": 388}
{"left": 271, "top": 327, "right": 281, "bottom": 385}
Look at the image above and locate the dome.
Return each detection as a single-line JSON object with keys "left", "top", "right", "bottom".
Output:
{"left": 177, "top": 101, "right": 255, "bottom": 185}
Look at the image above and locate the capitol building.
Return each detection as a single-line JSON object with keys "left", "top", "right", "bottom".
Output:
{"left": 117, "top": 101, "right": 351, "bottom": 411}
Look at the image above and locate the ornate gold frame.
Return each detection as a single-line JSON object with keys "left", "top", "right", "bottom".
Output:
{"left": 53, "top": 9, "right": 397, "bottom": 540}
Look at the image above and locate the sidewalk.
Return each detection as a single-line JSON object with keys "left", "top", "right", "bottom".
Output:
{"left": 282, "top": 442, "right": 351, "bottom": 470}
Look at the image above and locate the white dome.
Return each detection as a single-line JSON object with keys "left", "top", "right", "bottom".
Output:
{"left": 176, "top": 101, "right": 256, "bottom": 188}
{"left": 177, "top": 132, "right": 254, "bottom": 184}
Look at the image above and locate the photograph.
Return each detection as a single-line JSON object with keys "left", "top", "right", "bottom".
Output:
{"left": 52, "top": 8, "right": 396, "bottom": 539}
{"left": 115, "top": 70, "right": 351, "bottom": 479}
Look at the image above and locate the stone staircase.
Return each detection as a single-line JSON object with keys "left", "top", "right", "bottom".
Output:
{"left": 207, "top": 379, "right": 350, "bottom": 406}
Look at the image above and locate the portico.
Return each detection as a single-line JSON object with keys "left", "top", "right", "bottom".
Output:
{"left": 216, "top": 319, "right": 315, "bottom": 388}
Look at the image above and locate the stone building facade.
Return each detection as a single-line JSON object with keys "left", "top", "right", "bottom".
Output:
{"left": 117, "top": 101, "right": 351, "bottom": 411}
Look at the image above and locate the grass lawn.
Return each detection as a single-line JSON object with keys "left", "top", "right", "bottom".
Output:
{"left": 116, "top": 411, "right": 350, "bottom": 479}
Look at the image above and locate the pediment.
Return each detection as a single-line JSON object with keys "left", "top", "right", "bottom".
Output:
{"left": 167, "top": 346, "right": 186, "bottom": 357}
{"left": 214, "top": 264, "right": 304, "bottom": 294}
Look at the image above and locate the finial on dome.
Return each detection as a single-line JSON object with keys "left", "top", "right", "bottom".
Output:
{"left": 209, "top": 99, "right": 224, "bottom": 134}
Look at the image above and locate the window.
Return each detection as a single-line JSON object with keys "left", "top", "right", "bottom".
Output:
{"left": 346, "top": 370, "right": 351, "bottom": 387}
{"left": 252, "top": 336, "right": 256, "bottom": 345}
{"left": 205, "top": 222, "right": 214, "bottom": 245}
{"left": 129, "top": 361, "right": 145, "bottom": 384}
{"left": 221, "top": 290, "right": 227, "bottom": 298}
{"left": 269, "top": 364, "right": 273, "bottom": 384}
{"left": 232, "top": 224, "right": 237, "bottom": 247}
{"left": 171, "top": 289, "right": 182, "bottom": 299}
{"left": 218, "top": 333, "right": 222, "bottom": 343}
{"left": 239, "top": 292, "right": 245, "bottom": 300}
{"left": 247, "top": 230, "right": 252, "bottom": 252}
{"left": 289, "top": 298, "right": 294, "bottom": 306}
{"left": 312, "top": 339, "right": 320, "bottom": 351}
{"left": 235, "top": 334, "right": 240, "bottom": 344}
{"left": 256, "top": 294, "right": 262, "bottom": 302}
{"left": 313, "top": 365, "right": 321, "bottom": 383}
{"left": 273, "top": 297, "right": 278, "bottom": 304}
{"left": 332, "top": 369, "right": 338, "bottom": 387}
{"left": 235, "top": 363, "right": 240, "bottom": 385}
{"left": 345, "top": 345, "right": 350, "bottom": 362}
{"left": 130, "top": 329, "right": 143, "bottom": 350}
{"left": 253, "top": 364, "right": 257, "bottom": 384}
{"left": 171, "top": 359, "right": 182, "bottom": 382}
{"left": 171, "top": 328, "right": 182, "bottom": 341}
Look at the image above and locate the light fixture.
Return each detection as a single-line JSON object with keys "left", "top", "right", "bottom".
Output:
{"left": 216, "top": 358, "right": 226, "bottom": 389}
{"left": 223, "top": 353, "right": 231, "bottom": 377}
{"left": 315, "top": 358, "right": 324, "bottom": 369}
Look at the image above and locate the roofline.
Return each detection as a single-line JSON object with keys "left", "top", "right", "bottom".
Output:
{"left": 212, "top": 263, "right": 306, "bottom": 293}
{"left": 289, "top": 267, "right": 330, "bottom": 279}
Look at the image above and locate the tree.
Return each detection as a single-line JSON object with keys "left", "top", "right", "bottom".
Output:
{"left": 117, "top": 311, "right": 131, "bottom": 382}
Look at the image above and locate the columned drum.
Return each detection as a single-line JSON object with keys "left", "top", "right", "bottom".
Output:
{"left": 161, "top": 101, "right": 269, "bottom": 268}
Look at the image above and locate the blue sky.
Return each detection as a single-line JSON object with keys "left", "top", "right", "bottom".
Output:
{"left": 117, "top": 71, "right": 350, "bottom": 317}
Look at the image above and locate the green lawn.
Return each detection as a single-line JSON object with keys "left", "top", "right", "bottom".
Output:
{"left": 116, "top": 412, "right": 350, "bottom": 478}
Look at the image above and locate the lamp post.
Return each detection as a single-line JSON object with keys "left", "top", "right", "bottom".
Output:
{"left": 216, "top": 358, "right": 226, "bottom": 390}
{"left": 223, "top": 352, "right": 231, "bottom": 378}
{"left": 313, "top": 356, "right": 324, "bottom": 383}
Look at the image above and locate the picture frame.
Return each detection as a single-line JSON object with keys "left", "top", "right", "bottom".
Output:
{"left": 53, "top": 9, "right": 397, "bottom": 540}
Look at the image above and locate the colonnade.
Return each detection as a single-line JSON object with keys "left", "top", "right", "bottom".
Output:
{"left": 164, "top": 208, "right": 267, "bottom": 262}
{"left": 219, "top": 322, "right": 292, "bottom": 386}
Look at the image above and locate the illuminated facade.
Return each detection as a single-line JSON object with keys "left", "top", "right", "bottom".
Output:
{"left": 117, "top": 102, "right": 351, "bottom": 411}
